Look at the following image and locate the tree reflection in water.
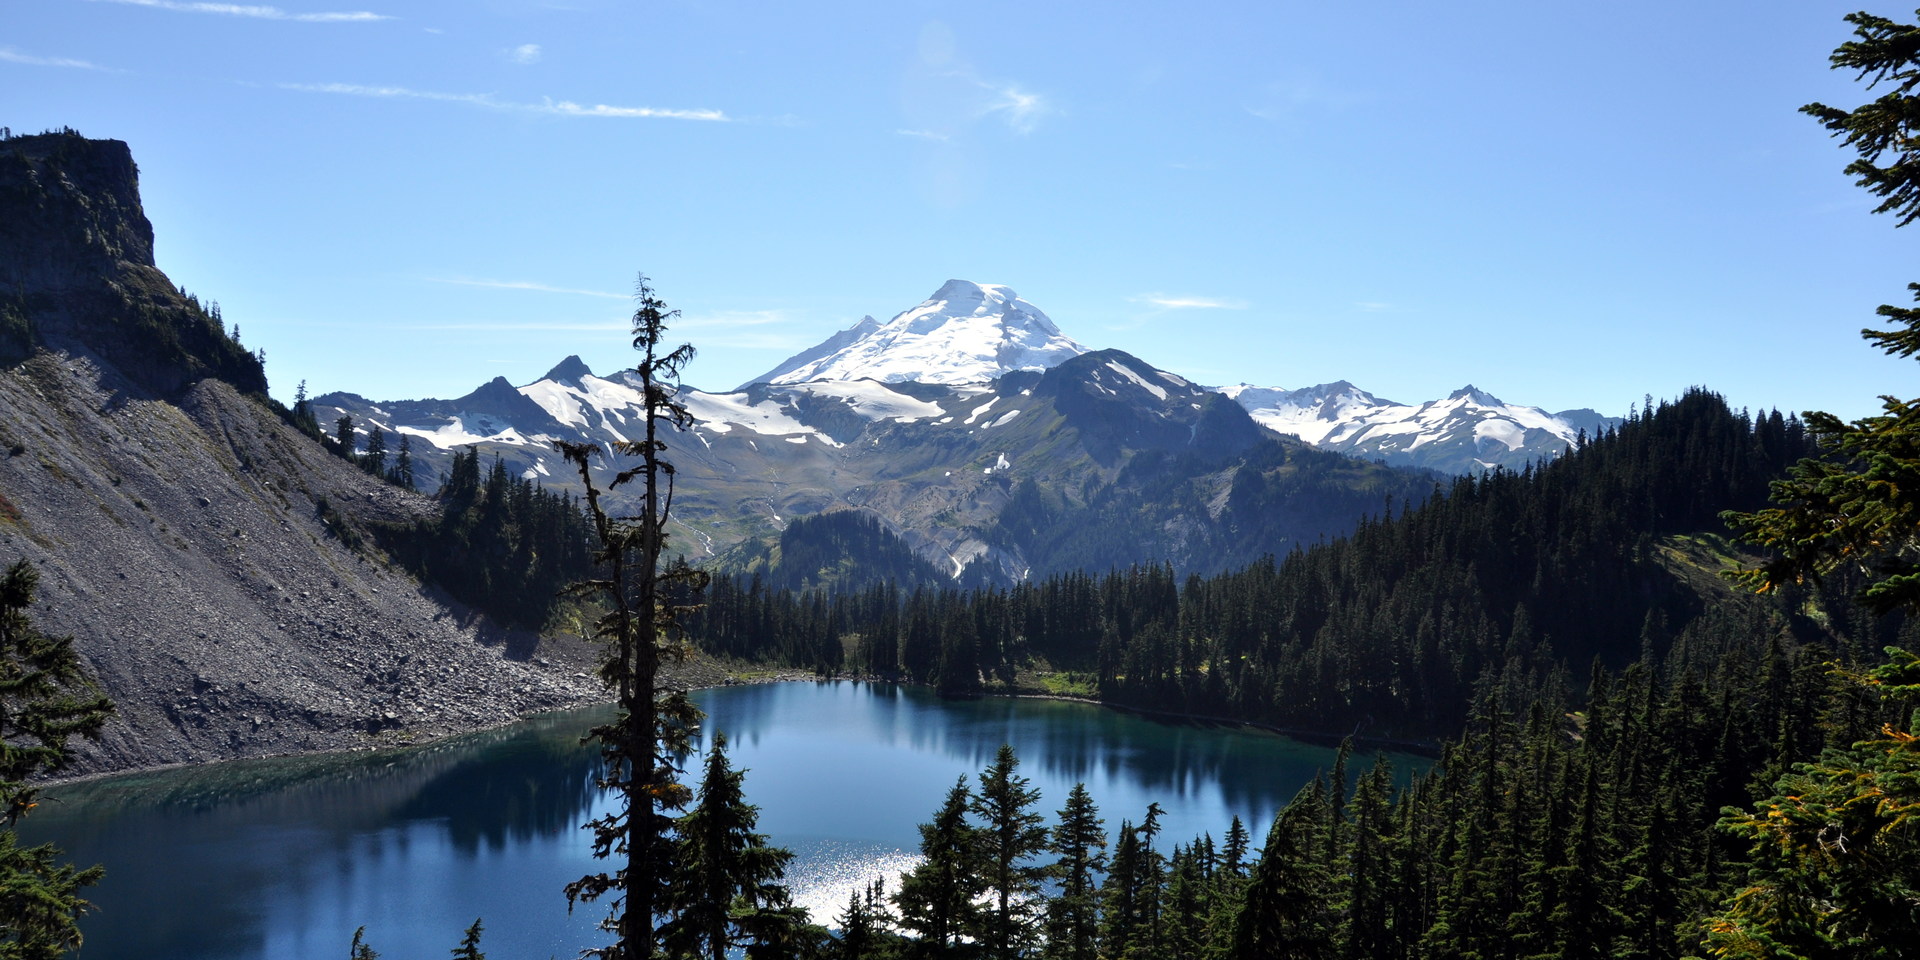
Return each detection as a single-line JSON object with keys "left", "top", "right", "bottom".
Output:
{"left": 18, "top": 686, "right": 1426, "bottom": 960}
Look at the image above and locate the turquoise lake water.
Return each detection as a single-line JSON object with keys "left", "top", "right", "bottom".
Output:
{"left": 20, "top": 681, "right": 1423, "bottom": 959}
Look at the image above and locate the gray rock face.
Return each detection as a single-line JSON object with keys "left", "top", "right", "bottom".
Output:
{"left": 0, "top": 130, "right": 266, "bottom": 398}
{"left": 0, "top": 355, "right": 603, "bottom": 775}
{"left": 0, "top": 131, "right": 605, "bottom": 776}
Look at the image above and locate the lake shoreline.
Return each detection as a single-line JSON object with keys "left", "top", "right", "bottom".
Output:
{"left": 38, "top": 655, "right": 816, "bottom": 789}
{"left": 802, "top": 671, "right": 1443, "bottom": 758}
{"left": 992, "top": 690, "right": 1444, "bottom": 757}
{"left": 39, "top": 662, "right": 1431, "bottom": 790}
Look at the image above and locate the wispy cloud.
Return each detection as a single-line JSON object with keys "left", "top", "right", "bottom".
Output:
{"left": 397, "top": 304, "right": 801, "bottom": 346}
{"left": 0, "top": 47, "right": 116, "bottom": 71}
{"left": 677, "top": 310, "right": 790, "bottom": 329}
{"left": 676, "top": 310, "right": 809, "bottom": 349}
{"left": 1354, "top": 301, "right": 1393, "bottom": 313}
{"left": 982, "top": 82, "right": 1048, "bottom": 134}
{"left": 413, "top": 320, "right": 627, "bottom": 332}
{"left": 281, "top": 83, "right": 730, "bottom": 121}
{"left": 506, "top": 43, "right": 542, "bottom": 65}
{"left": 902, "top": 23, "right": 1052, "bottom": 140}
{"left": 287, "top": 83, "right": 491, "bottom": 106}
{"left": 424, "top": 277, "right": 629, "bottom": 299}
{"left": 86, "top": 0, "right": 392, "bottom": 22}
{"left": 540, "top": 98, "right": 727, "bottom": 120}
{"left": 698, "top": 331, "right": 812, "bottom": 350}
{"left": 1131, "top": 294, "right": 1248, "bottom": 310}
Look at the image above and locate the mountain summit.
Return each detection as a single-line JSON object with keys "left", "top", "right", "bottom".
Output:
{"left": 1222, "top": 380, "right": 1619, "bottom": 474}
{"left": 742, "top": 279, "right": 1089, "bottom": 388}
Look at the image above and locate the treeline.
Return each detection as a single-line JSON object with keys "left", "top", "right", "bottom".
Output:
{"left": 720, "top": 511, "right": 950, "bottom": 593}
{"left": 611, "top": 634, "right": 1914, "bottom": 960}
{"left": 686, "top": 391, "right": 1879, "bottom": 738}
{"left": 374, "top": 447, "right": 595, "bottom": 629}
{"left": 283, "top": 384, "right": 596, "bottom": 628}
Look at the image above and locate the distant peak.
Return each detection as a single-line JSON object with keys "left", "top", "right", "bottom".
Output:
{"left": 541, "top": 355, "right": 594, "bottom": 384}
{"left": 932, "top": 278, "right": 1012, "bottom": 303}
{"left": 753, "top": 280, "right": 1087, "bottom": 386}
{"left": 1449, "top": 384, "right": 1502, "bottom": 404}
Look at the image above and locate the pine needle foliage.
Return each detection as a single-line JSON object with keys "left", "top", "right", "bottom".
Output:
{"left": 1707, "top": 11, "right": 1920, "bottom": 956}
{"left": 557, "top": 273, "right": 709, "bottom": 960}
{"left": 658, "top": 733, "right": 805, "bottom": 960}
{"left": 971, "top": 744, "right": 1051, "bottom": 960}
{"left": 0, "top": 560, "right": 111, "bottom": 960}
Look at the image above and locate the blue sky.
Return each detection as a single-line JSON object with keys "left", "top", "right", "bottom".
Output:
{"left": 5, "top": 0, "right": 1913, "bottom": 419}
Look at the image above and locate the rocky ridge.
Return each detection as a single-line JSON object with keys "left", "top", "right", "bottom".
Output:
{"left": 0, "top": 131, "right": 605, "bottom": 775}
{"left": 1222, "top": 380, "right": 1620, "bottom": 474}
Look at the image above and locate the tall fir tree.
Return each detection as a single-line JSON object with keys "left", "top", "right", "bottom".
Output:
{"left": 659, "top": 733, "right": 802, "bottom": 960}
{"left": 1229, "top": 799, "right": 1334, "bottom": 960}
{"left": 971, "top": 745, "right": 1050, "bottom": 960}
{"left": 558, "top": 273, "right": 707, "bottom": 960}
{"left": 1042, "top": 783, "right": 1106, "bottom": 960}
{"left": 895, "top": 776, "right": 987, "bottom": 955}
{"left": 1706, "top": 12, "right": 1920, "bottom": 958}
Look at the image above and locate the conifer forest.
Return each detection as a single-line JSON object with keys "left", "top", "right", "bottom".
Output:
{"left": 7, "top": 7, "right": 1920, "bottom": 960}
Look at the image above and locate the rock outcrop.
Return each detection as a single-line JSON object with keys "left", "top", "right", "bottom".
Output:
{"left": 0, "top": 130, "right": 602, "bottom": 775}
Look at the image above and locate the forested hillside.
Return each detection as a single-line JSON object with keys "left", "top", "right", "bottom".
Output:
{"left": 369, "top": 447, "right": 597, "bottom": 629}
{"left": 664, "top": 385, "right": 1920, "bottom": 960}
{"left": 794, "top": 641, "right": 1911, "bottom": 960}
{"left": 685, "top": 391, "right": 1897, "bottom": 739}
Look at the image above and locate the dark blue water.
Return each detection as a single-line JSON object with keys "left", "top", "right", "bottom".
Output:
{"left": 20, "top": 682, "right": 1422, "bottom": 959}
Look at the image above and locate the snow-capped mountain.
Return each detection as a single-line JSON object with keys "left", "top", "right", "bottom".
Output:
{"left": 311, "top": 346, "right": 1430, "bottom": 585}
{"left": 1222, "top": 381, "right": 1618, "bottom": 474}
{"left": 741, "top": 279, "right": 1089, "bottom": 388}
{"left": 310, "top": 278, "right": 1620, "bottom": 581}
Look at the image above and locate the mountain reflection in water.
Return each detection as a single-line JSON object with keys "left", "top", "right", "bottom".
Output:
{"left": 21, "top": 682, "right": 1424, "bottom": 959}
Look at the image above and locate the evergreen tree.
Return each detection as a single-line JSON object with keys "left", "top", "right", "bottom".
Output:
{"left": 895, "top": 776, "right": 986, "bottom": 955}
{"left": 1220, "top": 815, "right": 1250, "bottom": 881}
{"left": 1097, "top": 819, "right": 1143, "bottom": 958}
{"left": 1043, "top": 783, "right": 1106, "bottom": 960}
{"left": 1095, "top": 805, "right": 1167, "bottom": 960}
{"left": 935, "top": 603, "right": 983, "bottom": 697}
{"left": 334, "top": 414, "right": 355, "bottom": 460}
{"left": 1726, "top": 9, "right": 1920, "bottom": 614}
{"left": 1161, "top": 845, "right": 1208, "bottom": 960}
{"left": 0, "top": 560, "right": 114, "bottom": 959}
{"left": 1338, "top": 759, "right": 1398, "bottom": 960}
{"left": 450, "top": 919, "right": 485, "bottom": 960}
{"left": 558, "top": 273, "right": 707, "bottom": 960}
{"left": 1229, "top": 800, "right": 1334, "bottom": 960}
{"left": 659, "top": 733, "right": 801, "bottom": 960}
{"left": 362, "top": 426, "right": 388, "bottom": 477}
{"left": 832, "top": 880, "right": 901, "bottom": 960}
{"left": 1705, "top": 13, "right": 1920, "bottom": 958}
{"left": 970, "top": 744, "right": 1049, "bottom": 960}
{"left": 1135, "top": 802, "right": 1168, "bottom": 958}
{"left": 394, "top": 433, "right": 415, "bottom": 490}
{"left": 291, "top": 379, "right": 322, "bottom": 438}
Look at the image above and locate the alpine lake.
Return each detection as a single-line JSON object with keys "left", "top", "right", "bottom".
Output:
{"left": 19, "top": 681, "right": 1428, "bottom": 959}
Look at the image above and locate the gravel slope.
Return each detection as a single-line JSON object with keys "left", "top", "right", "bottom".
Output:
{"left": 0, "top": 352, "right": 606, "bottom": 775}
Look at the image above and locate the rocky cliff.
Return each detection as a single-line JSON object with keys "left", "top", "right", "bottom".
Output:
{"left": 0, "top": 130, "right": 602, "bottom": 775}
